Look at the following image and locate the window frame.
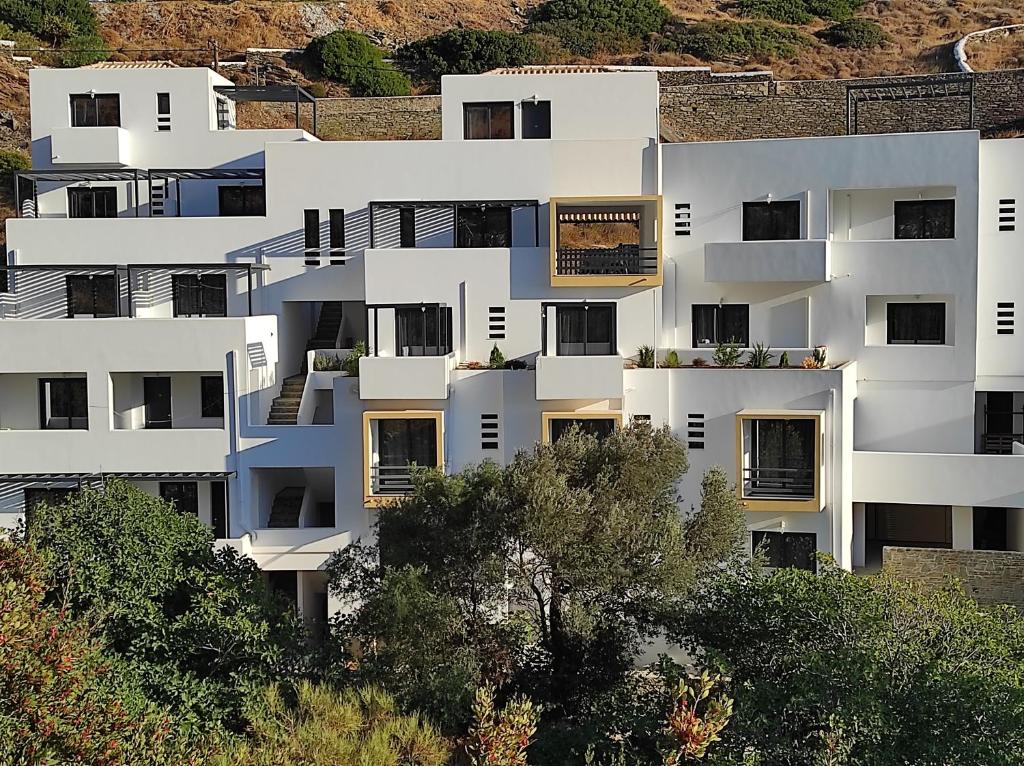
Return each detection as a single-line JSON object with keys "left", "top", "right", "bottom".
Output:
{"left": 886, "top": 302, "right": 947, "bottom": 345}
{"left": 65, "top": 274, "right": 117, "bottom": 318}
{"left": 38, "top": 377, "right": 88, "bottom": 430}
{"left": 742, "top": 200, "right": 801, "bottom": 241}
{"left": 463, "top": 101, "right": 515, "bottom": 140}
{"left": 736, "top": 411, "right": 822, "bottom": 512}
{"left": 200, "top": 375, "right": 224, "bottom": 419}
{"left": 894, "top": 199, "right": 955, "bottom": 240}
{"left": 217, "top": 185, "right": 265, "bottom": 217}
{"left": 691, "top": 304, "right": 749, "bottom": 348}
{"left": 70, "top": 93, "right": 120, "bottom": 127}
{"left": 544, "top": 302, "right": 617, "bottom": 357}
{"left": 455, "top": 204, "right": 512, "bottom": 248}
{"left": 68, "top": 187, "right": 118, "bottom": 219}
{"left": 394, "top": 304, "right": 453, "bottom": 357}
{"left": 362, "top": 410, "right": 444, "bottom": 506}
{"left": 541, "top": 411, "right": 622, "bottom": 444}
{"left": 171, "top": 273, "right": 228, "bottom": 318}
{"left": 522, "top": 100, "right": 551, "bottom": 139}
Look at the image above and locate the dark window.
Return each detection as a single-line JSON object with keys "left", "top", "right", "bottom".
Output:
{"left": 522, "top": 100, "right": 551, "bottom": 139}
{"left": 329, "top": 209, "right": 345, "bottom": 250}
{"left": 304, "top": 209, "right": 320, "bottom": 249}
{"left": 157, "top": 92, "right": 170, "bottom": 113}
{"left": 555, "top": 304, "right": 615, "bottom": 356}
{"left": 399, "top": 207, "right": 416, "bottom": 247}
{"left": 887, "top": 302, "right": 946, "bottom": 345}
{"left": 751, "top": 531, "right": 817, "bottom": 572}
{"left": 692, "top": 304, "right": 749, "bottom": 347}
{"left": 172, "top": 274, "right": 227, "bottom": 317}
{"left": 159, "top": 481, "right": 198, "bottom": 515}
{"left": 38, "top": 378, "right": 88, "bottom": 430}
{"left": 894, "top": 199, "right": 955, "bottom": 240}
{"left": 68, "top": 187, "right": 117, "bottom": 218}
{"left": 0, "top": 267, "right": 7, "bottom": 293}
{"left": 746, "top": 419, "right": 816, "bottom": 499}
{"left": 267, "top": 571, "right": 298, "bottom": 607}
{"left": 456, "top": 205, "right": 512, "bottom": 248}
{"left": 463, "top": 102, "right": 514, "bottom": 140}
{"left": 374, "top": 418, "right": 438, "bottom": 495}
{"left": 742, "top": 200, "right": 801, "bottom": 241}
{"left": 550, "top": 417, "right": 616, "bottom": 443}
{"left": 66, "top": 274, "right": 116, "bottom": 317}
{"left": 144, "top": 376, "right": 172, "bottom": 429}
{"left": 201, "top": 375, "right": 224, "bottom": 418}
{"left": 395, "top": 305, "right": 453, "bottom": 357}
{"left": 211, "top": 481, "right": 228, "bottom": 539}
{"left": 70, "top": 94, "right": 120, "bottom": 127}
{"left": 218, "top": 185, "right": 265, "bottom": 216}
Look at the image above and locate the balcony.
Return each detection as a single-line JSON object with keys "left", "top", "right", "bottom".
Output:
{"left": 550, "top": 196, "right": 662, "bottom": 287}
{"left": 535, "top": 355, "right": 624, "bottom": 401}
{"left": 359, "top": 354, "right": 454, "bottom": 400}
{"left": 362, "top": 411, "right": 444, "bottom": 507}
{"left": 704, "top": 240, "right": 830, "bottom": 283}
{"left": 50, "top": 126, "right": 131, "bottom": 166}
{"left": 736, "top": 410, "right": 823, "bottom": 512}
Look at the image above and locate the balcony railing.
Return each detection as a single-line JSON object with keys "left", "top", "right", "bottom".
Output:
{"left": 742, "top": 466, "right": 815, "bottom": 499}
{"left": 369, "top": 464, "right": 415, "bottom": 496}
{"left": 555, "top": 245, "right": 657, "bottom": 276}
{"left": 980, "top": 433, "right": 1024, "bottom": 455}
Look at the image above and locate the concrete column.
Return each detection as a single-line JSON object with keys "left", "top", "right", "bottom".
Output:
{"left": 852, "top": 502, "right": 866, "bottom": 568}
{"left": 952, "top": 505, "right": 974, "bottom": 550}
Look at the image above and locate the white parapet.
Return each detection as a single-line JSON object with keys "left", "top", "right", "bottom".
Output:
{"left": 50, "top": 126, "right": 131, "bottom": 166}
{"left": 704, "top": 240, "right": 831, "bottom": 283}
{"left": 535, "top": 355, "right": 624, "bottom": 400}
{"left": 358, "top": 354, "right": 454, "bottom": 400}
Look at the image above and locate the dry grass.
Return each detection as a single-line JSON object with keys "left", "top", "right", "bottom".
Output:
{"left": 966, "top": 25, "right": 1024, "bottom": 71}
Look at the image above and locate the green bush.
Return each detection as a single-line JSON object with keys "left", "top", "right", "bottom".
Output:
{"left": 818, "top": 18, "right": 885, "bottom": 48}
{"left": 529, "top": 0, "right": 669, "bottom": 38}
{"left": 57, "top": 32, "right": 106, "bottom": 67}
{"left": 305, "top": 30, "right": 411, "bottom": 97}
{"left": 737, "top": 0, "right": 812, "bottom": 25}
{"left": 805, "top": 0, "right": 864, "bottom": 20}
{"left": 525, "top": 20, "right": 640, "bottom": 55}
{"left": 0, "top": 149, "right": 29, "bottom": 187}
{"left": 0, "top": 0, "right": 98, "bottom": 38}
{"left": 397, "top": 29, "right": 540, "bottom": 78}
{"left": 662, "top": 19, "right": 812, "bottom": 61}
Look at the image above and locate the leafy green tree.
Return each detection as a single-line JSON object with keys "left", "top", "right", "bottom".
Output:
{"left": 529, "top": 0, "right": 669, "bottom": 39}
{"left": 398, "top": 29, "right": 540, "bottom": 78}
{"left": 817, "top": 18, "right": 885, "bottom": 49}
{"left": 215, "top": 682, "right": 450, "bottom": 766}
{"left": 0, "top": 0, "right": 98, "bottom": 38}
{"left": 26, "top": 480, "right": 306, "bottom": 734}
{"left": 660, "top": 19, "right": 812, "bottom": 61}
{"left": 672, "top": 561, "right": 1024, "bottom": 765}
{"left": 305, "top": 30, "right": 411, "bottom": 97}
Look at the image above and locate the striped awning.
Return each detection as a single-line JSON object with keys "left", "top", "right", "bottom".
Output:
{"left": 558, "top": 211, "right": 641, "bottom": 223}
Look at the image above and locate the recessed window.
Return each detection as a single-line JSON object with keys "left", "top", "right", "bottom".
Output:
{"left": 218, "top": 186, "right": 265, "bottom": 217}
{"left": 395, "top": 305, "right": 453, "bottom": 357}
{"left": 463, "top": 102, "right": 514, "bottom": 140}
{"left": 159, "top": 481, "right": 198, "bottom": 516}
{"left": 366, "top": 414, "right": 441, "bottom": 499}
{"left": 66, "top": 275, "right": 116, "bottom": 318}
{"left": 201, "top": 376, "right": 224, "bottom": 418}
{"left": 399, "top": 207, "right": 416, "bottom": 248}
{"left": 743, "top": 418, "right": 816, "bottom": 500}
{"left": 456, "top": 205, "right": 511, "bottom": 248}
{"left": 692, "top": 304, "right": 749, "bottom": 347}
{"left": 156, "top": 92, "right": 171, "bottom": 131}
{"left": 894, "top": 199, "right": 955, "bottom": 239}
{"left": 144, "top": 376, "right": 172, "bottom": 429}
{"left": 751, "top": 531, "right": 817, "bottom": 572}
{"left": 0, "top": 267, "right": 8, "bottom": 294}
{"left": 68, "top": 187, "right": 117, "bottom": 218}
{"left": 522, "top": 100, "right": 551, "bottom": 139}
{"left": 742, "top": 200, "right": 800, "bottom": 241}
{"left": 172, "top": 274, "right": 227, "bottom": 318}
{"left": 329, "top": 208, "right": 345, "bottom": 261}
{"left": 549, "top": 417, "right": 616, "bottom": 443}
{"left": 39, "top": 378, "right": 88, "bottom": 430}
{"left": 70, "top": 93, "right": 120, "bottom": 127}
{"left": 554, "top": 304, "right": 616, "bottom": 356}
{"left": 887, "top": 302, "right": 946, "bottom": 345}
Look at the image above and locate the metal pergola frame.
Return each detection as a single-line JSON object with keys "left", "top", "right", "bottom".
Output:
{"left": 367, "top": 199, "right": 541, "bottom": 248}
{"left": 846, "top": 76, "right": 975, "bottom": 135}
{"left": 213, "top": 84, "right": 319, "bottom": 136}
{"left": 0, "top": 471, "right": 235, "bottom": 483}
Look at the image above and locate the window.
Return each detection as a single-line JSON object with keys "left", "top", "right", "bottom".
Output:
{"left": 463, "top": 102, "right": 514, "bottom": 140}
{"left": 267, "top": 571, "right": 298, "bottom": 606}
{"left": 65, "top": 275, "right": 116, "bottom": 317}
{"left": 371, "top": 417, "right": 439, "bottom": 496}
{"left": 395, "top": 305, "right": 453, "bottom": 357}
{"left": 68, "top": 187, "right": 117, "bottom": 218}
{"left": 218, "top": 185, "right": 265, "bottom": 217}
{"left": 751, "top": 531, "right": 817, "bottom": 572}
{"left": 38, "top": 378, "right": 87, "bottom": 430}
{"left": 554, "top": 304, "right": 615, "bottom": 356}
{"left": 329, "top": 208, "right": 345, "bottom": 257}
{"left": 201, "top": 376, "right": 224, "bottom": 418}
{"left": 456, "top": 205, "right": 511, "bottom": 248}
{"left": 692, "top": 304, "right": 749, "bottom": 347}
{"left": 156, "top": 92, "right": 171, "bottom": 131}
{"left": 887, "top": 302, "right": 946, "bottom": 345}
{"left": 211, "top": 481, "right": 228, "bottom": 539}
{"left": 70, "top": 94, "right": 120, "bottom": 127}
{"left": 0, "top": 267, "right": 7, "bottom": 293}
{"left": 172, "top": 274, "right": 227, "bottom": 317}
{"left": 159, "top": 481, "right": 198, "bottom": 516}
{"left": 549, "top": 417, "right": 616, "bottom": 443}
{"left": 399, "top": 207, "right": 416, "bottom": 247}
{"left": 742, "top": 200, "right": 801, "bottom": 241}
{"left": 522, "top": 100, "right": 551, "bottom": 139}
{"left": 144, "top": 377, "right": 171, "bottom": 429}
{"left": 744, "top": 418, "right": 816, "bottom": 500}
{"left": 894, "top": 199, "right": 955, "bottom": 239}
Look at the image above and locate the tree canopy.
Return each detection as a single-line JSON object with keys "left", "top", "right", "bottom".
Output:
{"left": 398, "top": 29, "right": 541, "bottom": 78}
{"left": 305, "top": 30, "right": 411, "bottom": 97}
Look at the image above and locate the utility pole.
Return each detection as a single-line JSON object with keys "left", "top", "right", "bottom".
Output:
{"left": 210, "top": 40, "right": 220, "bottom": 72}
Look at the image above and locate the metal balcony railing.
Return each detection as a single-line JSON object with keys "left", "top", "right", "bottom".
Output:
{"left": 742, "top": 466, "right": 815, "bottom": 499}
{"left": 370, "top": 464, "right": 415, "bottom": 496}
{"left": 980, "top": 433, "right": 1024, "bottom": 455}
{"left": 555, "top": 245, "right": 657, "bottom": 276}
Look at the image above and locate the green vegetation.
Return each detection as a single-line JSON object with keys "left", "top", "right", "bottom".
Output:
{"left": 398, "top": 29, "right": 541, "bottom": 78}
{"left": 738, "top": 0, "right": 864, "bottom": 23}
{"left": 305, "top": 30, "right": 411, "bottom": 97}
{"left": 746, "top": 342, "right": 774, "bottom": 368}
{"left": 488, "top": 343, "right": 506, "bottom": 369}
{"left": 636, "top": 344, "right": 655, "bottom": 368}
{"left": 0, "top": 0, "right": 106, "bottom": 65}
{"left": 712, "top": 341, "right": 743, "bottom": 367}
{"left": 342, "top": 340, "right": 367, "bottom": 376}
{"left": 818, "top": 18, "right": 886, "bottom": 49}
{"left": 662, "top": 19, "right": 813, "bottom": 61}
{"left": 0, "top": 148, "right": 29, "bottom": 188}
{"left": 526, "top": 0, "right": 669, "bottom": 56}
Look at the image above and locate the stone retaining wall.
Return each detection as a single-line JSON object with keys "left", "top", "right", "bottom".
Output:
{"left": 883, "top": 546, "right": 1024, "bottom": 609}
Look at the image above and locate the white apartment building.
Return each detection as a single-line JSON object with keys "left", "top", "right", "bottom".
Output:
{"left": 3, "top": 62, "right": 1024, "bottom": 620}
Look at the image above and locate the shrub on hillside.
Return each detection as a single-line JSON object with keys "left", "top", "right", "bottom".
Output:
{"left": 738, "top": 0, "right": 863, "bottom": 23}
{"left": 818, "top": 18, "right": 885, "bottom": 48}
{"left": 0, "top": 149, "right": 29, "bottom": 186}
{"left": 306, "top": 30, "right": 411, "bottom": 97}
{"left": 805, "top": 0, "right": 864, "bottom": 21}
{"left": 398, "top": 29, "right": 540, "bottom": 78}
{"left": 526, "top": 0, "right": 669, "bottom": 54}
{"left": 0, "top": 0, "right": 98, "bottom": 38}
{"left": 661, "top": 19, "right": 813, "bottom": 61}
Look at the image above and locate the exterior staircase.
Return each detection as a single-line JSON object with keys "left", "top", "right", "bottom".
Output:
{"left": 267, "top": 486, "right": 304, "bottom": 528}
{"left": 267, "top": 374, "right": 306, "bottom": 425}
{"left": 307, "top": 301, "right": 343, "bottom": 353}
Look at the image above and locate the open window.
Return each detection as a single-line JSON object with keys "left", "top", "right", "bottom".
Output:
{"left": 742, "top": 200, "right": 801, "bottom": 241}
{"left": 463, "top": 102, "right": 514, "bottom": 139}
{"left": 70, "top": 94, "right": 120, "bottom": 127}
{"left": 737, "top": 411, "right": 822, "bottom": 511}
{"left": 363, "top": 411, "right": 444, "bottom": 506}
{"left": 39, "top": 377, "right": 88, "bottom": 430}
{"left": 542, "top": 411, "right": 621, "bottom": 443}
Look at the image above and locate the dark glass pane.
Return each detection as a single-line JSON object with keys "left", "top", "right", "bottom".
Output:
{"left": 172, "top": 275, "right": 200, "bottom": 316}
{"left": 456, "top": 206, "right": 511, "bottom": 248}
{"left": 720, "top": 305, "right": 749, "bottom": 346}
{"left": 201, "top": 376, "right": 224, "bottom": 418}
{"left": 68, "top": 189, "right": 93, "bottom": 218}
{"left": 783, "top": 533, "right": 817, "bottom": 572}
{"left": 304, "top": 209, "right": 319, "bottom": 248}
{"left": 463, "top": 102, "right": 513, "bottom": 139}
{"left": 200, "top": 274, "right": 227, "bottom": 317}
{"left": 750, "top": 419, "right": 815, "bottom": 497}
{"left": 887, "top": 303, "right": 945, "bottom": 345}
{"left": 96, "top": 95, "right": 120, "bottom": 127}
{"left": 92, "top": 275, "right": 116, "bottom": 317}
{"left": 585, "top": 305, "right": 614, "bottom": 355}
{"left": 245, "top": 186, "right": 265, "bottom": 215}
{"left": 144, "top": 377, "right": 172, "bottom": 429}
{"left": 692, "top": 305, "right": 718, "bottom": 346}
{"left": 93, "top": 188, "right": 117, "bottom": 218}
{"left": 743, "top": 201, "right": 800, "bottom": 241}
{"left": 0, "top": 268, "right": 8, "bottom": 293}
{"left": 464, "top": 106, "right": 489, "bottom": 140}
{"left": 895, "top": 200, "right": 955, "bottom": 240}
{"left": 488, "top": 103, "right": 514, "bottom": 139}
{"left": 557, "top": 306, "right": 587, "bottom": 356}
{"left": 157, "top": 92, "right": 170, "bottom": 114}
{"left": 378, "top": 419, "right": 437, "bottom": 467}
{"left": 329, "top": 209, "right": 345, "bottom": 249}
{"left": 551, "top": 417, "right": 615, "bottom": 442}
{"left": 211, "top": 481, "right": 228, "bottom": 539}
{"left": 71, "top": 95, "right": 91, "bottom": 127}
{"left": 399, "top": 207, "right": 416, "bottom": 247}
{"left": 522, "top": 101, "right": 551, "bottom": 139}
{"left": 751, "top": 531, "right": 784, "bottom": 567}
{"left": 66, "top": 275, "right": 92, "bottom": 316}
{"left": 160, "top": 482, "right": 198, "bottom": 515}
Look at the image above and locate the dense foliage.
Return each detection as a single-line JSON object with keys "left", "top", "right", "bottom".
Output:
{"left": 0, "top": 0, "right": 106, "bottom": 65}
{"left": 818, "top": 18, "right": 886, "bottom": 49}
{"left": 398, "top": 29, "right": 541, "bottom": 78}
{"left": 738, "top": 0, "right": 864, "bottom": 23}
{"left": 305, "top": 30, "right": 411, "bottom": 97}
{"left": 673, "top": 561, "right": 1024, "bottom": 765}
{"left": 0, "top": 148, "right": 29, "bottom": 187}
{"left": 526, "top": 0, "right": 668, "bottom": 55}
{"left": 25, "top": 480, "right": 306, "bottom": 734}
{"left": 660, "top": 19, "right": 813, "bottom": 61}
